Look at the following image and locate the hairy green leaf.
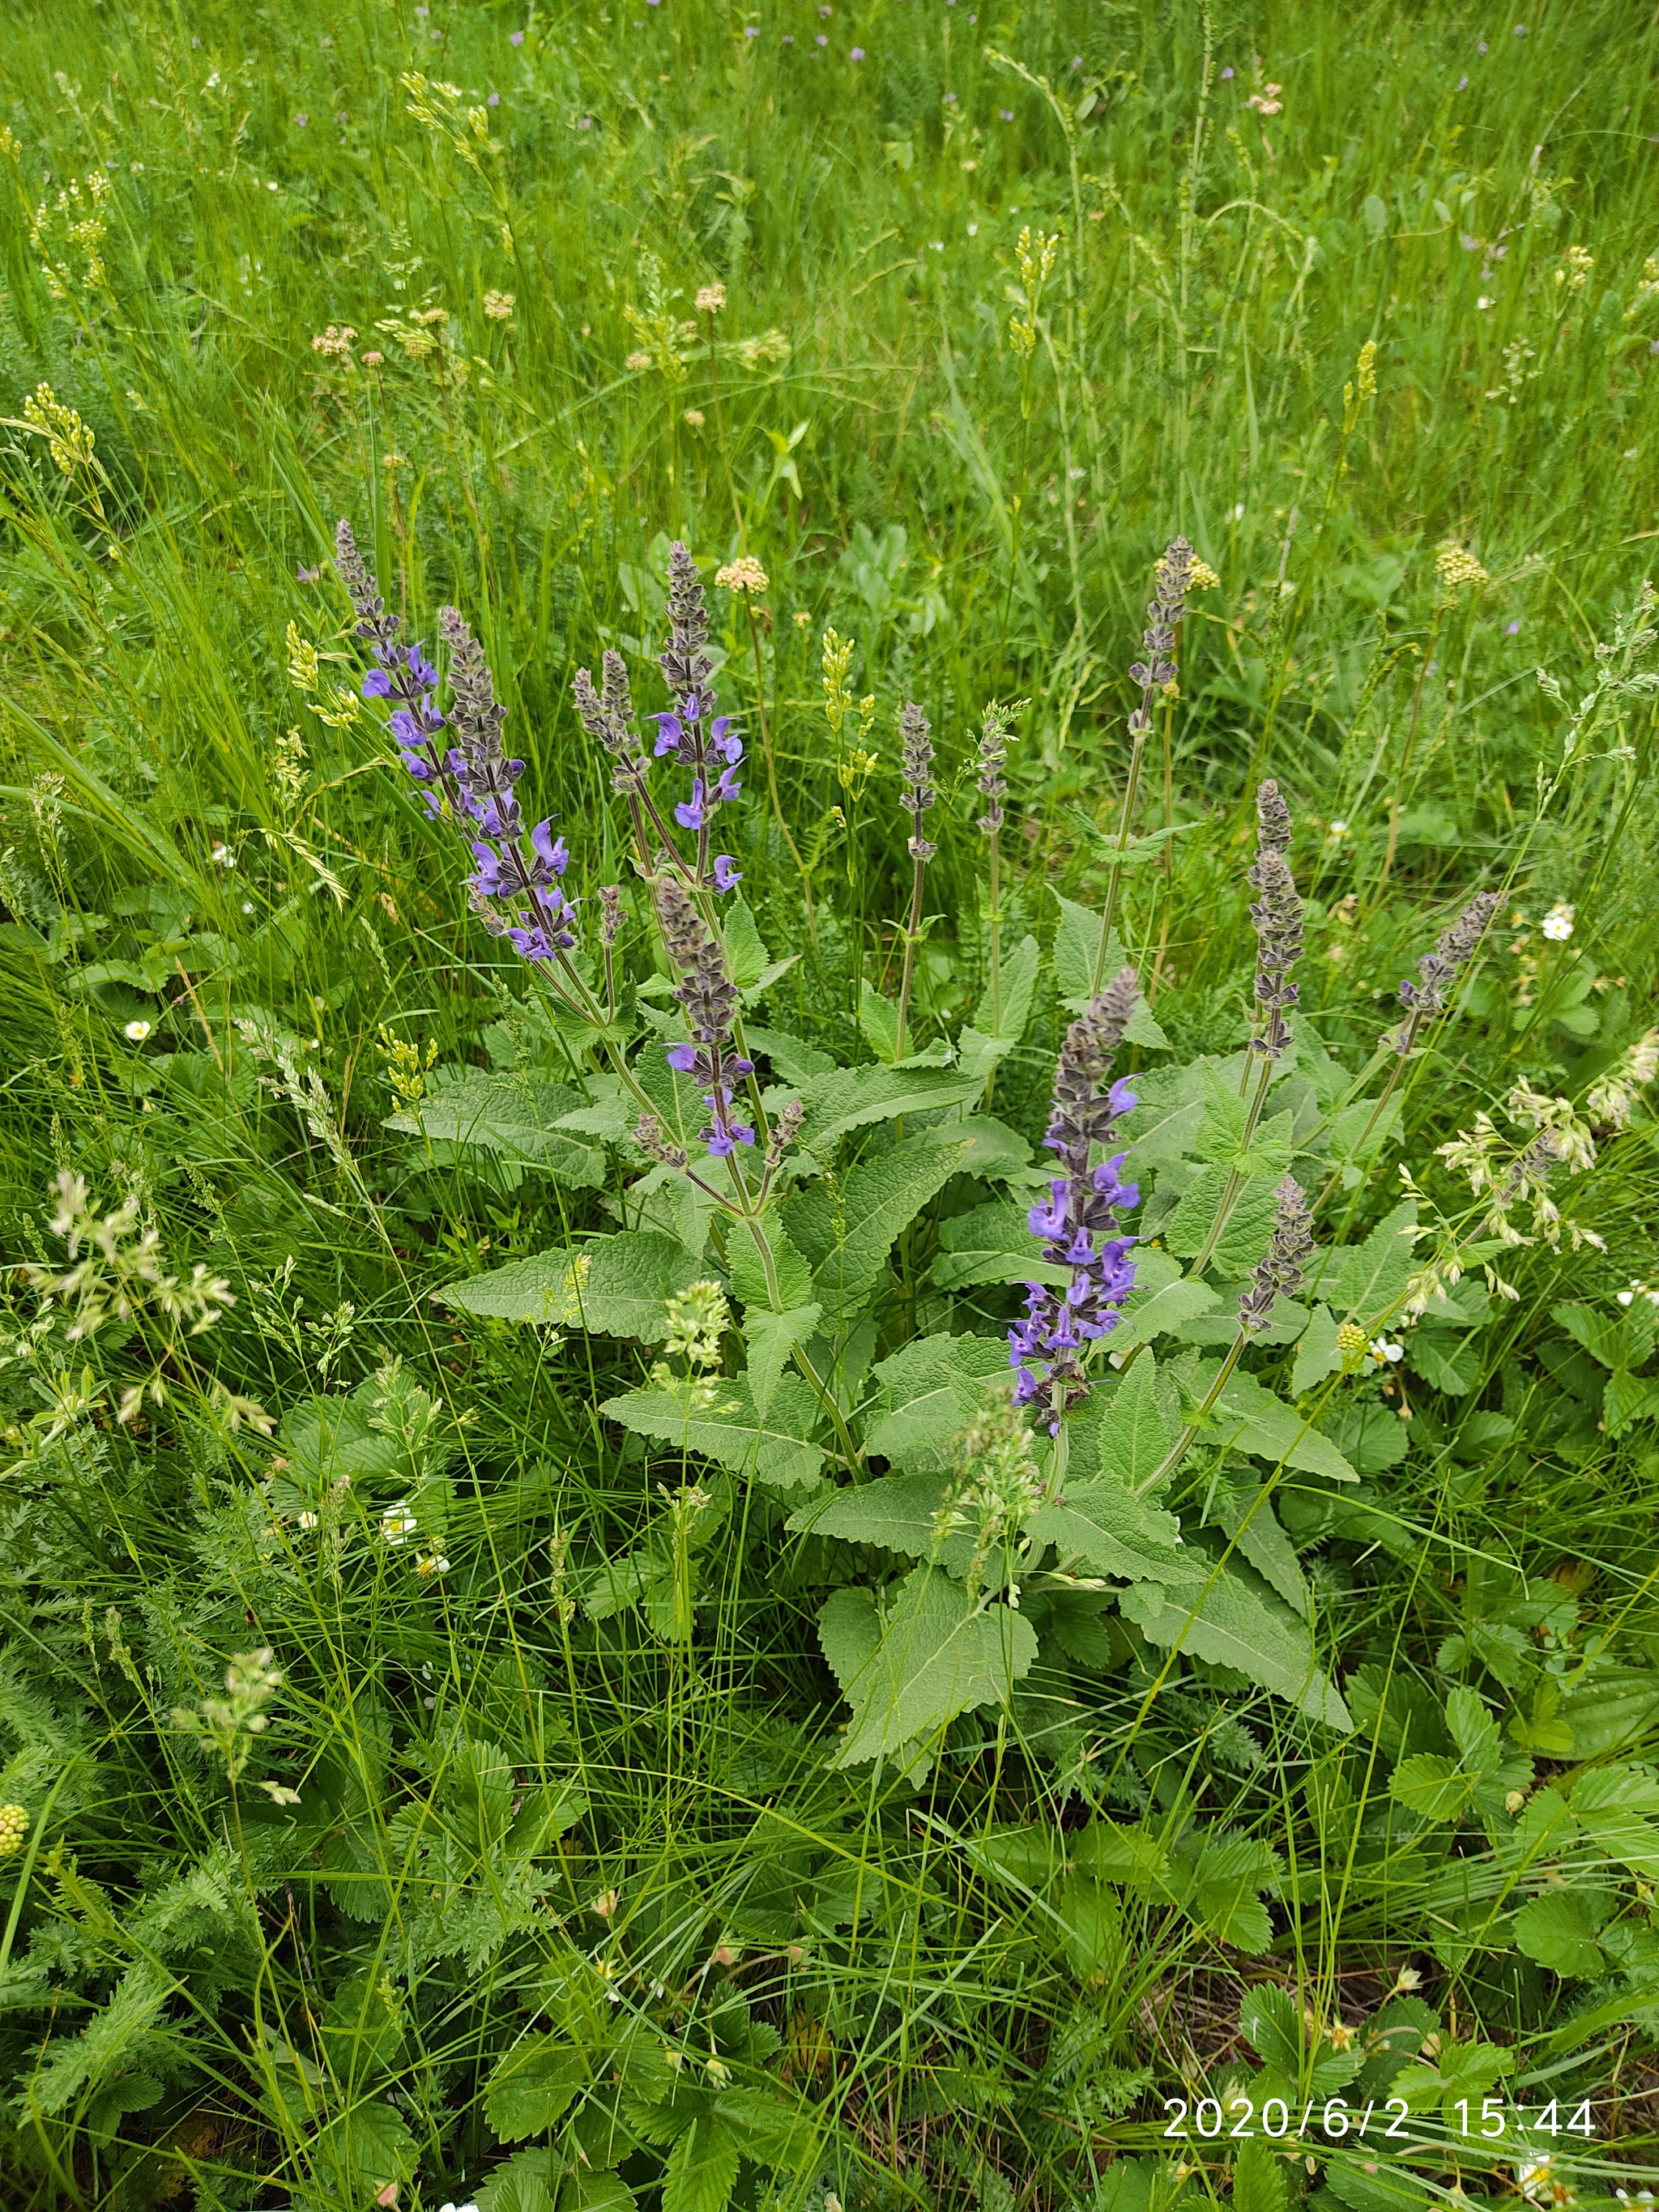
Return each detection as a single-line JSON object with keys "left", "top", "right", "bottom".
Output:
{"left": 1332, "top": 1200, "right": 1418, "bottom": 1324}
{"left": 484, "top": 2036, "right": 590, "bottom": 2142}
{"left": 600, "top": 1374, "right": 825, "bottom": 1490}
{"left": 787, "top": 1135, "right": 970, "bottom": 1317}
{"left": 388, "top": 1070, "right": 603, "bottom": 1188}
{"left": 819, "top": 1566, "right": 1037, "bottom": 1763}
{"left": 741, "top": 1302, "right": 821, "bottom": 1417}
{"left": 796, "top": 1063, "right": 983, "bottom": 1150}
{"left": 863, "top": 1332, "right": 1009, "bottom": 1470}
{"left": 1119, "top": 1558, "right": 1353, "bottom": 1729}
{"left": 931, "top": 1197, "right": 1069, "bottom": 1293}
{"left": 435, "top": 1231, "right": 702, "bottom": 1340}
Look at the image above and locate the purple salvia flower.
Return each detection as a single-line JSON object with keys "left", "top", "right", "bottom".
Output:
{"left": 335, "top": 518, "right": 450, "bottom": 791}
{"left": 712, "top": 855, "right": 742, "bottom": 893}
{"left": 1011, "top": 967, "right": 1142, "bottom": 1427}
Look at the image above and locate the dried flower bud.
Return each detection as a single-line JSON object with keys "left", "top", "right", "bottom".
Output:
{"left": 1239, "top": 1176, "right": 1315, "bottom": 1336}
{"left": 898, "top": 701, "right": 936, "bottom": 861}
{"left": 1395, "top": 891, "right": 1499, "bottom": 1046}
{"left": 634, "top": 1113, "right": 689, "bottom": 1173}
{"left": 1247, "top": 781, "right": 1303, "bottom": 1057}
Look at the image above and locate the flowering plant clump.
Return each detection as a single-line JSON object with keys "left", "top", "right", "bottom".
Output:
{"left": 316, "top": 515, "right": 1657, "bottom": 1808}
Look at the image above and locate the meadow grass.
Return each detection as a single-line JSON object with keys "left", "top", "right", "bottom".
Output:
{"left": 2, "top": 2, "right": 1659, "bottom": 2208}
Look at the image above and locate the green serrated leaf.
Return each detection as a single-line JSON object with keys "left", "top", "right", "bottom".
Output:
{"left": 1111, "top": 1276, "right": 1220, "bottom": 1355}
{"left": 1569, "top": 1762, "right": 1659, "bottom": 1879}
{"left": 723, "top": 897, "right": 771, "bottom": 988}
{"left": 1211, "top": 1368, "right": 1359, "bottom": 1482}
{"left": 1164, "top": 1168, "right": 1282, "bottom": 1273}
{"left": 1512, "top": 1890, "right": 1607, "bottom": 1978}
{"left": 857, "top": 978, "right": 903, "bottom": 1063}
{"left": 1328, "top": 1093, "right": 1405, "bottom": 1171}
{"left": 787, "top": 1469, "right": 949, "bottom": 1555}
{"left": 787, "top": 1135, "right": 970, "bottom": 1318}
{"left": 599, "top": 1373, "right": 825, "bottom": 1490}
{"left": 746, "top": 1026, "right": 836, "bottom": 1083}
{"left": 484, "top": 2036, "right": 589, "bottom": 2142}
{"left": 388, "top": 1070, "right": 604, "bottom": 1188}
{"left": 1056, "top": 1873, "right": 1123, "bottom": 1978}
{"left": 931, "top": 1197, "right": 1070, "bottom": 1294}
{"left": 1388, "top": 1753, "right": 1472, "bottom": 1822}
{"left": 975, "top": 931, "right": 1042, "bottom": 1038}
{"left": 818, "top": 1566, "right": 1038, "bottom": 1764}
{"left": 1124, "top": 997, "right": 1171, "bottom": 1049}
{"left": 661, "top": 2116, "right": 740, "bottom": 2212}
{"left": 725, "top": 1217, "right": 815, "bottom": 1312}
{"left": 908, "top": 1115, "right": 1034, "bottom": 1183}
{"left": 1119, "top": 1557, "right": 1353, "bottom": 1729}
{"left": 1189, "top": 1831, "right": 1279, "bottom": 1953}
{"left": 1026, "top": 1477, "right": 1188, "bottom": 1584}
{"left": 434, "top": 1232, "right": 702, "bottom": 1340}
{"left": 1332, "top": 1200, "right": 1418, "bottom": 1325}
{"left": 1231, "top": 2136, "right": 1289, "bottom": 2212}
{"left": 1218, "top": 1489, "right": 1308, "bottom": 1616}
{"left": 1094, "top": 1354, "right": 1181, "bottom": 1490}
{"left": 1050, "top": 889, "right": 1127, "bottom": 1012}
{"left": 1193, "top": 1064, "right": 1250, "bottom": 1164}
{"left": 1239, "top": 1983, "right": 1303, "bottom": 2072}
{"left": 1291, "top": 1304, "right": 1341, "bottom": 1395}
{"left": 741, "top": 1302, "right": 821, "bottom": 1417}
{"left": 795, "top": 1062, "right": 983, "bottom": 1150}
{"left": 859, "top": 1334, "right": 1010, "bottom": 1472}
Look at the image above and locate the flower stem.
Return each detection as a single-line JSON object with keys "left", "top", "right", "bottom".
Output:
{"left": 893, "top": 846, "right": 928, "bottom": 1065}
{"left": 1137, "top": 1329, "right": 1250, "bottom": 1494}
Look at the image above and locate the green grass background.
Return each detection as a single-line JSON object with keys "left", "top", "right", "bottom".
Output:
{"left": 2, "top": 1, "right": 1659, "bottom": 2206}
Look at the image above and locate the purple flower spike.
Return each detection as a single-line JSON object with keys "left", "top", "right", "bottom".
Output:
{"left": 408, "top": 645, "right": 439, "bottom": 688}
{"left": 712, "top": 855, "right": 742, "bottom": 893}
{"left": 1008, "top": 970, "right": 1142, "bottom": 1429}
{"left": 362, "top": 667, "right": 394, "bottom": 699}
{"left": 654, "top": 712, "right": 684, "bottom": 757}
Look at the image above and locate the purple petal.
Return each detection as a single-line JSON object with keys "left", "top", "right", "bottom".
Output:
{"left": 530, "top": 819, "right": 569, "bottom": 877}
{"left": 362, "top": 669, "right": 393, "bottom": 698}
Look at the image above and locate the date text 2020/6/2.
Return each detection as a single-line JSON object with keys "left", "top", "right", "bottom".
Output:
{"left": 1161, "top": 2095, "right": 1599, "bottom": 2142}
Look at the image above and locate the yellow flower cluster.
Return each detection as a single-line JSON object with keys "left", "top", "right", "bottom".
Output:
{"left": 0, "top": 1804, "right": 29, "bottom": 1860}
{"left": 1435, "top": 540, "right": 1489, "bottom": 596}
{"left": 22, "top": 383, "right": 96, "bottom": 479}
{"left": 715, "top": 556, "right": 769, "bottom": 594}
